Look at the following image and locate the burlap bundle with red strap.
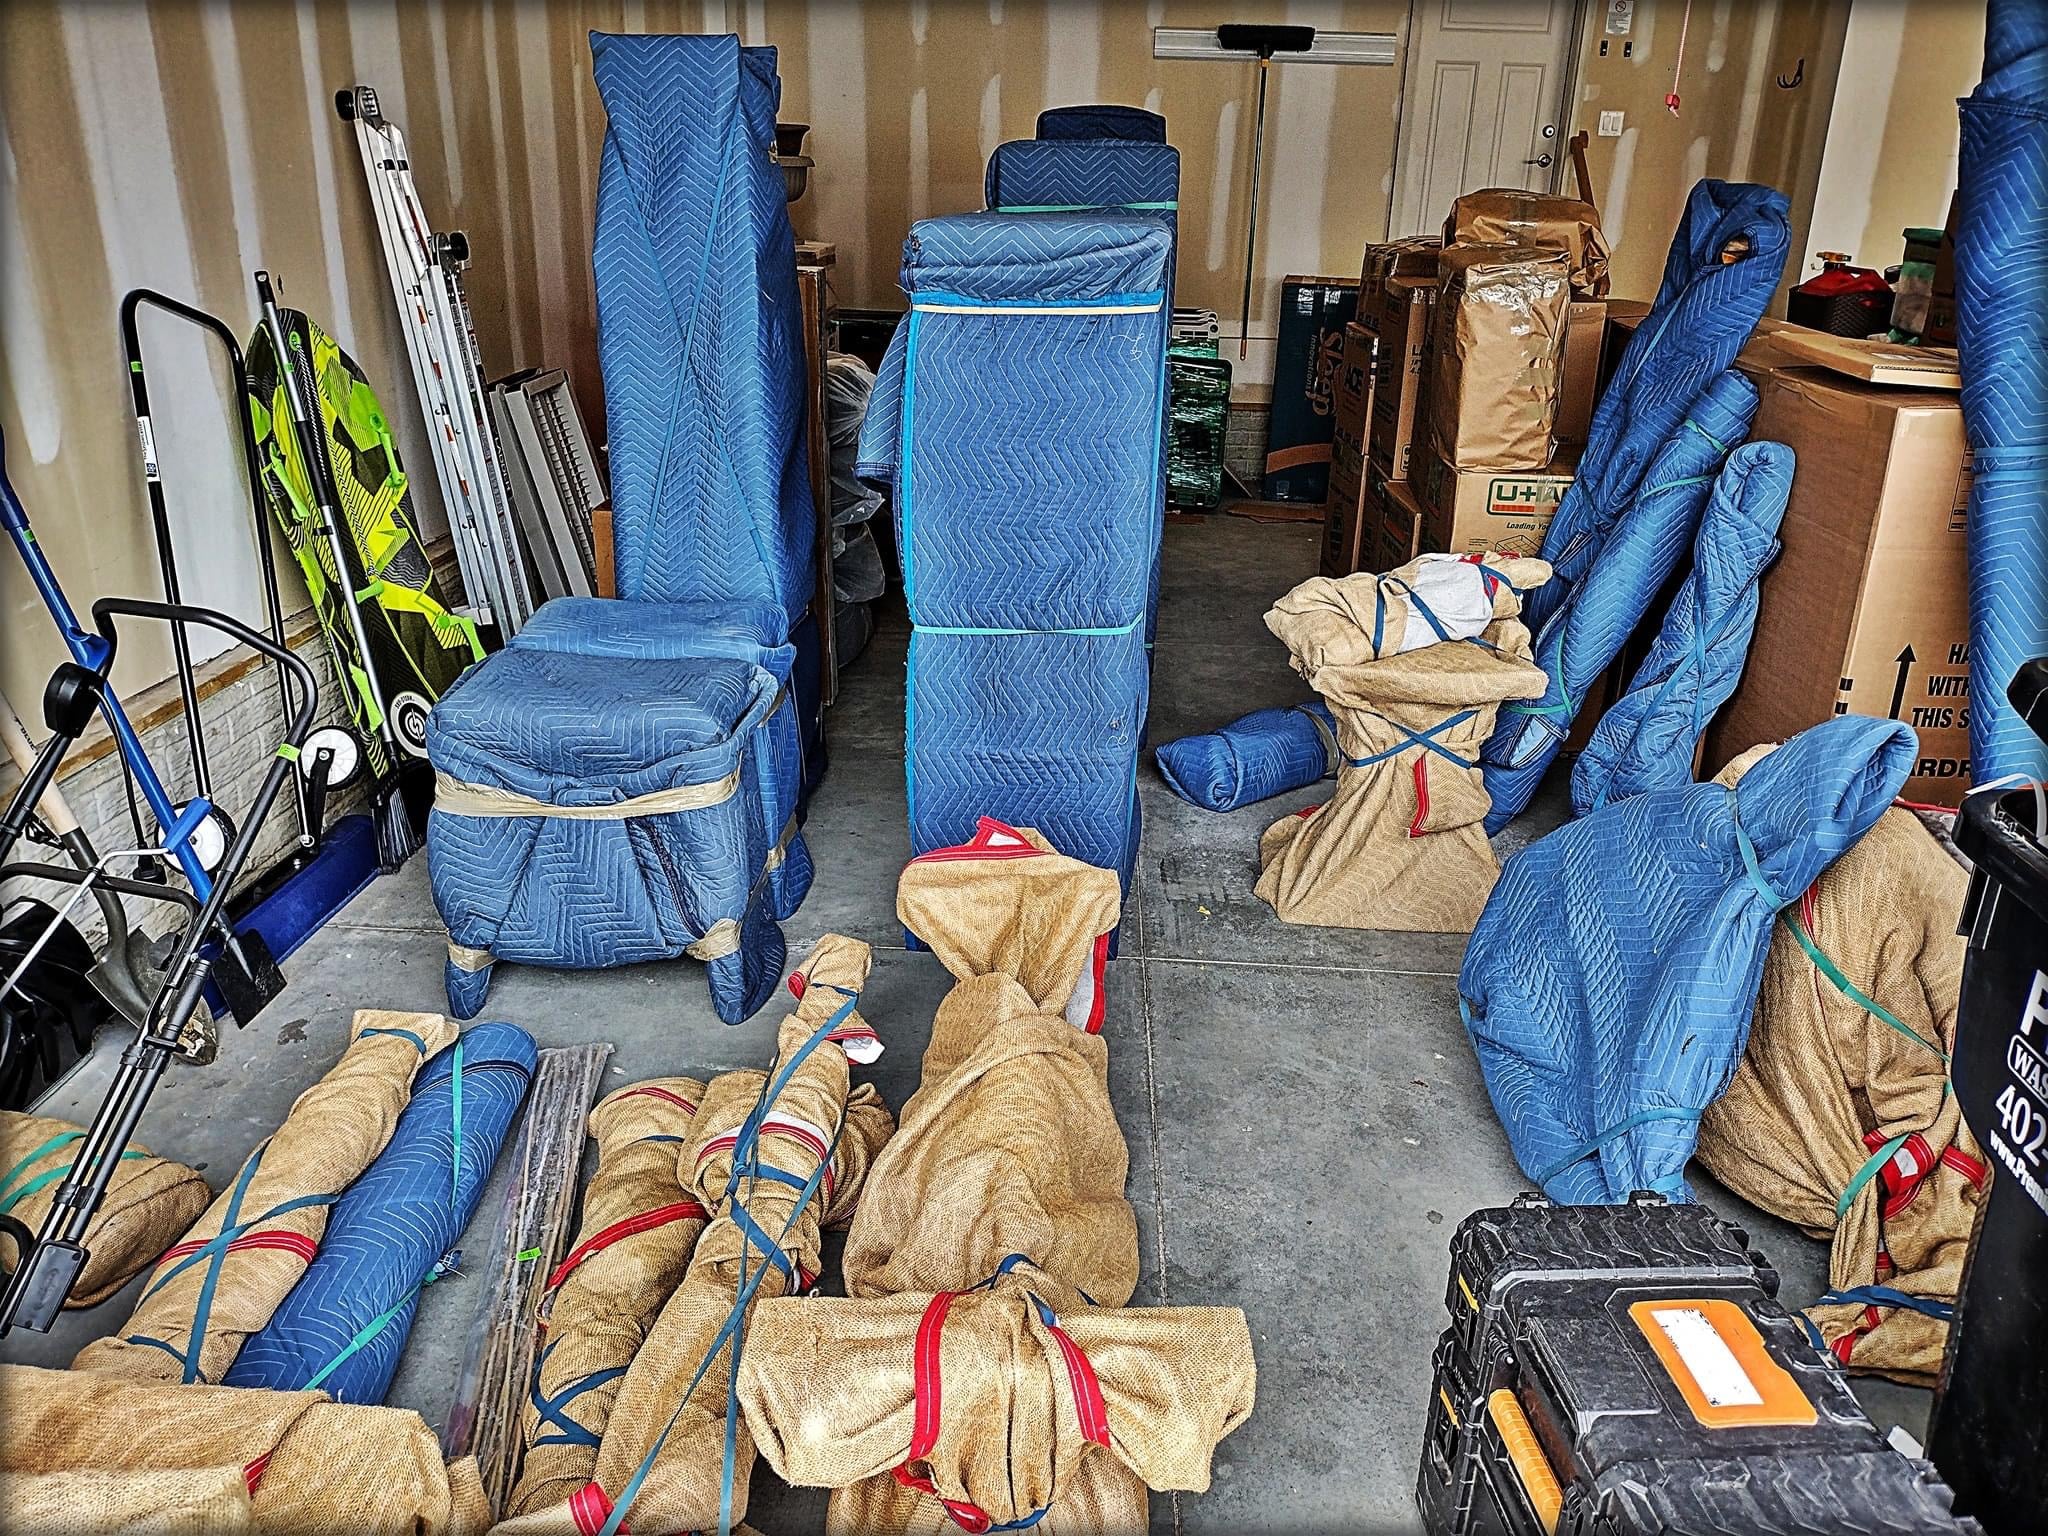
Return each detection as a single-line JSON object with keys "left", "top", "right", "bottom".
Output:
{"left": 74, "top": 1010, "right": 456, "bottom": 1383}
{"left": 1698, "top": 783, "right": 1985, "bottom": 1385}
{"left": 0, "top": 1362, "right": 488, "bottom": 1535}
{"left": 738, "top": 826, "right": 1255, "bottom": 1535}
{"left": 510, "top": 936, "right": 892, "bottom": 1536}
{"left": 0, "top": 1109, "right": 211, "bottom": 1308}
{"left": 505, "top": 1077, "right": 712, "bottom": 1518}
{"left": 1255, "top": 555, "right": 1550, "bottom": 933}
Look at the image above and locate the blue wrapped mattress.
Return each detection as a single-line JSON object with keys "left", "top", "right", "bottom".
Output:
{"left": 1036, "top": 104, "right": 1166, "bottom": 141}
{"left": 1573, "top": 443, "right": 1791, "bottom": 814}
{"left": 226, "top": 1022, "right": 536, "bottom": 1402}
{"left": 1460, "top": 714, "right": 1914, "bottom": 1204}
{"left": 1520, "top": 181, "right": 1790, "bottom": 640}
{"left": 1957, "top": 0, "right": 2048, "bottom": 784}
{"left": 1155, "top": 700, "right": 1336, "bottom": 812}
{"left": 426, "top": 597, "right": 812, "bottom": 1025}
{"left": 858, "top": 213, "right": 1170, "bottom": 888}
{"left": 1482, "top": 371, "right": 1757, "bottom": 830}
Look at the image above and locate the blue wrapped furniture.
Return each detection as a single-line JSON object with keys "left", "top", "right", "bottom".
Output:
{"left": 858, "top": 213, "right": 1170, "bottom": 892}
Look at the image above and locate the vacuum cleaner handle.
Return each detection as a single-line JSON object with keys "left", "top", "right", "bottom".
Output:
{"left": 0, "top": 695, "right": 80, "bottom": 837}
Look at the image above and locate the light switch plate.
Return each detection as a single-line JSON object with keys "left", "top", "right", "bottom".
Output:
{"left": 1598, "top": 110, "right": 1626, "bottom": 137}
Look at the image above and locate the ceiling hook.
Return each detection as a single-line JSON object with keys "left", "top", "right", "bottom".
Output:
{"left": 1777, "top": 57, "right": 1805, "bottom": 89}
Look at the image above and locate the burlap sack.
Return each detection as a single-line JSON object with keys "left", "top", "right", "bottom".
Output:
{"left": 1256, "top": 556, "right": 1551, "bottom": 932}
{"left": 0, "top": 1362, "right": 489, "bottom": 1535}
{"left": 1427, "top": 245, "right": 1572, "bottom": 470}
{"left": 506, "top": 1077, "right": 711, "bottom": 1518}
{"left": 1445, "top": 189, "right": 1611, "bottom": 296}
{"left": 566, "top": 937, "right": 893, "bottom": 1536}
{"left": 75, "top": 1009, "right": 457, "bottom": 1383}
{"left": 740, "top": 833, "right": 1255, "bottom": 1536}
{"left": 0, "top": 1109, "right": 211, "bottom": 1307}
{"left": 1697, "top": 784, "right": 1984, "bottom": 1385}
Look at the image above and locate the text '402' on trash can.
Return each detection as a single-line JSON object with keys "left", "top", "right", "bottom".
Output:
{"left": 1928, "top": 659, "right": 2048, "bottom": 1534}
{"left": 1419, "top": 1193, "right": 1981, "bottom": 1536}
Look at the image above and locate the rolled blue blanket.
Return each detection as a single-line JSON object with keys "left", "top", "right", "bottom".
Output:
{"left": 1154, "top": 700, "right": 1338, "bottom": 812}
{"left": 224, "top": 1021, "right": 536, "bottom": 1403}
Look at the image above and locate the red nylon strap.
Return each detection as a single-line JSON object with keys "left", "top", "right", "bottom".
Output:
{"left": 243, "top": 1450, "right": 273, "bottom": 1493}
{"left": 1940, "top": 1145, "right": 1988, "bottom": 1186}
{"left": 1083, "top": 932, "right": 1110, "bottom": 1036}
{"left": 619, "top": 1084, "right": 698, "bottom": 1115}
{"left": 159, "top": 1230, "right": 319, "bottom": 1268}
{"left": 1408, "top": 758, "right": 1430, "bottom": 839}
{"left": 547, "top": 1201, "right": 709, "bottom": 1290}
{"left": 1044, "top": 1315, "right": 1112, "bottom": 1448}
{"left": 569, "top": 1481, "right": 627, "bottom": 1536}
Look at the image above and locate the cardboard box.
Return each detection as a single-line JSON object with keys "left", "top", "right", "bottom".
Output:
{"left": 1359, "top": 236, "right": 1441, "bottom": 311}
{"left": 1415, "top": 446, "right": 1574, "bottom": 558}
{"left": 1426, "top": 245, "right": 1571, "bottom": 471}
{"left": 1555, "top": 299, "right": 1608, "bottom": 447}
{"left": 1363, "top": 275, "right": 1436, "bottom": 480}
{"left": 1262, "top": 276, "right": 1359, "bottom": 502}
{"left": 1706, "top": 350, "right": 1974, "bottom": 804}
{"left": 1370, "top": 470, "right": 1425, "bottom": 573}
{"left": 1320, "top": 323, "right": 1377, "bottom": 577}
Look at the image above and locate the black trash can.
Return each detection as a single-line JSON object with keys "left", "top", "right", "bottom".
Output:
{"left": 1928, "top": 661, "right": 2048, "bottom": 1534}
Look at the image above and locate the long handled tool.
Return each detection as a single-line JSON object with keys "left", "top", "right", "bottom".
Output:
{"left": 1216, "top": 23, "right": 1315, "bottom": 359}
{"left": 0, "top": 595, "right": 316, "bottom": 1335}
{"left": 255, "top": 271, "right": 425, "bottom": 869}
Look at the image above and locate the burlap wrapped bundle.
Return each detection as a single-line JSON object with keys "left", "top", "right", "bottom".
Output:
{"left": 1697, "top": 783, "right": 1985, "bottom": 1384}
{"left": 740, "top": 826, "right": 1255, "bottom": 1535}
{"left": 0, "top": 1109, "right": 211, "bottom": 1308}
{"left": 75, "top": 1009, "right": 457, "bottom": 1383}
{"left": 1256, "top": 554, "right": 1551, "bottom": 932}
{"left": 505, "top": 1077, "right": 711, "bottom": 1519}
{"left": 551, "top": 936, "right": 893, "bottom": 1536}
{"left": 0, "top": 1362, "right": 488, "bottom": 1535}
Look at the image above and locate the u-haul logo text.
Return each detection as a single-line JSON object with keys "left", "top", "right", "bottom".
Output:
{"left": 1487, "top": 476, "right": 1570, "bottom": 516}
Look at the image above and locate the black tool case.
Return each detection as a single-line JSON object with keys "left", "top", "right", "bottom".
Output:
{"left": 1420, "top": 1192, "right": 1982, "bottom": 1536}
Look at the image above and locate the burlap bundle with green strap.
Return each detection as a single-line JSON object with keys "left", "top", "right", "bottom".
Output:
{"left": 498, "top": 936, "right": 893, "bottom": 1536}
{"left": 1, "top": 1363, "right": 488, "bottom": 1535}
{"left": 1698, "top": 772, "right": 1986, "bottom": 1385}
{"left": 74, "top": 1009, "right": 456, "bottom": 1383}
{"left": 0, "top": 1109, "right": 211, "bottom": 1308}
{"left": 1255, "top": 554, "right": 1551, "bottom": 933}
{"left": 505, "top": 1077, "right": 712, "bottom": 1519}
{"left": 738, "top": 828, "right": 1256, "bottom": 1535}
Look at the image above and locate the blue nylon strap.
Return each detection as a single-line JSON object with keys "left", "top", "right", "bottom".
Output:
{"left": 361, "top": 1025, "right": 429, "bottom": 1054}
{"left": 1534, "top": 1105, "right": 1710, "bottom": 1189}
{"left": 528, "top": 1342, "right": 631, "bottom": 1449}
{"left": 726, "top": 1198, "right": 796, "bottom": 1279}
{"left": 745, "top": 1164, "right": 811, "bottom": 1195}
{"left": 140, "top": 1189, "right": 340, "bottom": 1302}
{"left": 181, "top": 1145, "right": 263, "bottom": 1384}
{"left": 1815, "top": 1285, "right": 1956, "bottom": 1322}
{"left": 1731, "top": 811, "right": 1792, "bottom": 908}
{"left": 1346, "top": 710, "right": 1479, "bottom": 771}
{"left": 123, "top": 1333, "right": 188, "bottom": 1368}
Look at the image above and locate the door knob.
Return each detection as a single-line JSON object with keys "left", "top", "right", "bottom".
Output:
{"left": 1524, "top": 152, "right": 1554, "bottom": 168}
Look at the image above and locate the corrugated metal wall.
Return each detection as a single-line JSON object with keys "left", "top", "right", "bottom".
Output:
{"left": 1, "top": 0, "right": 1406, "bottom": 707}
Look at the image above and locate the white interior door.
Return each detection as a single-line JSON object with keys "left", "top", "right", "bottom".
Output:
{"left": 1390, "top": 0, "right": 1580, "bottom": 238}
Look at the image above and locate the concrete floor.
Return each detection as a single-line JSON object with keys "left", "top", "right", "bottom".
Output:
{"left": 6, "top": 514, "right": 1929, "bottom": 1533}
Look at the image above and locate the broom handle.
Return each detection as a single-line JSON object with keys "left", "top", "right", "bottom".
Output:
{"left": 0, "top": 693, "right": 79, "bottom": 837}
{"left": 1238, "top": 55, "right": 1272, "bottom": 361}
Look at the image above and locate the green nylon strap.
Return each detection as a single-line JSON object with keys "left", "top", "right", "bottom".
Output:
{"left": 1780, "top": 909, "right": 1948, "bottom": 1064}
{"left": 999, "top": 199, "right": 1179, "bottom": 212}
{"left": 299, "top": 1276, "right": 433, "bottom": 1393}
{"left": 1838, "top": 1132, "right": 1911, "bottom": 1222}
{"left": 0, "top": 1133, "right": 82, "bottom": 1207}
{"left": 516, "top": 1247, "right": 542, "bottom": 1264}
{"left": 449, "top": 1042, "right": 464, "bottom": 1207}
{"left": 275, "top": 742, "right": 301, "bottom": 763}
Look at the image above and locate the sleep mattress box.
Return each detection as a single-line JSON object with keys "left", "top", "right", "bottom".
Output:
{"left": 859, "top": 212, "right": 1170, "bottom": 892}
{"left": 425, "top": 597, "right": 812, "bottom": 1025}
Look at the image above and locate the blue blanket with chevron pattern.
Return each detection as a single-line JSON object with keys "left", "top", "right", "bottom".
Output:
{"left": 1461, "top": 714, "right": 1914, "bottom": 1204}
{"left": 1155, "top": 700, "right": 1337, "bottom": 812}
{"left": 858, "top": 213, "right": 1170, "bottom": 887}
{"left": 225, "top": 1022, "right": 535, "bottom": 1403}
{"left": 1958, "top": 0, "right": 2048, "bottom": 784}
{"left": 1573, "top": 443, "right": 1790, "bottom": 813}
{"left": 1482, "top": 370, "right": 1758, "bottom": 831}
{"left": 1036, "top": 104, "right": 1167, "bottom": 142}
{"left": 425, "top": 597, "right": 811, "bottom": 1025}
{"left": 591, "top": 33, "right": 813, "bottom": 619}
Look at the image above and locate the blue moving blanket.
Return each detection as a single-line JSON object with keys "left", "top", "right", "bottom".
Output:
{"left": 1460, "top": 714, "right": 1914, "bottom": 1204}
{"left": 1036, "top": 104, "right": 1167, "bottom": 141}
{"left": 1520, "top": 181, "right": 1790, "bottom": 642}
{"left": 1573, "top": 443, "right": 1791, "bottom": 813}
{"left": 1483, "top": 371, "right": 1757, "bottom": 830}
{"left": 1957, "top": 0, "right": 2048, "bottom": 783}
{"left": 226, "top": 1022, "right": 536, "bottom": 1402}
{"left": 426, "top": 598, "right": 811, "bottom": 1025}
{"left": 1154, "top": 700, "right": 1336, "bottom": 812}
{"left": 858, "top": 213, "right": 1170, "bottom": 889}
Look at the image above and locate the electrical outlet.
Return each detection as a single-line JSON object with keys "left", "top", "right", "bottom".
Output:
{"left": 1598, "top": 111, "right": 1626, "bottom": 137}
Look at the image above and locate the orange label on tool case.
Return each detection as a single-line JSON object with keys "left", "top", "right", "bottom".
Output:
{"left": 1628, "top": 1298, "right": 1817, "bottom": 1429}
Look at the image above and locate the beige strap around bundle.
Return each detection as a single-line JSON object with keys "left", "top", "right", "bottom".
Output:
{"left": 431, "top": 768, "right": 742, "bottom": 820}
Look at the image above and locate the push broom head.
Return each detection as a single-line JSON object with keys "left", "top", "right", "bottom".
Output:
{"left": 1217, "top": 23, "right": 1316, "bottom": 58}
